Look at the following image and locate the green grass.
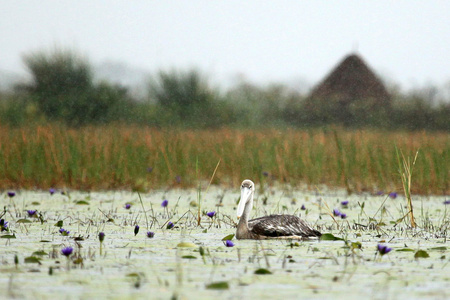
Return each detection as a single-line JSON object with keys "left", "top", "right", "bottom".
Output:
{"left": 0, "top": 125, "right": 448, "bottom": 194}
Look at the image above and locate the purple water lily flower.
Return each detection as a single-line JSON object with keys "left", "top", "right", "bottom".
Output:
{"left": 61, "top": 247, "right": 73, "bottom": 257}
{"left": 124, "top": 203, "right": 131, "bottom": 209}
{"left": 161, "top": 199, "right": 168, "bottom": 208}
{"left": 388, "top": 192, "right": 397, "bottom": 199}
{"left": 7, "top": 191, "right": 15, "bottom": 198}
{"left": 333, "top": 208, "right": 341, "bottom": 217}
{"left": 59, "top": 228, "right": 70, "bottom": 236}
{"left": 166, "top": 222, "right": 174, "bottom": 229}
{"left": 224, "top": 240, "right": 234, "bottom": 247}
{"left": 341, "top": 200, "right": 349, "bottom": 206}
{"left": 98, "top": 232, "right": 105, "bottom": 242}
{"left": 134, "top": 225, "right": 140, "bottom": 236}
{"left": 301, "top": 204, "right": 306, "bottom": 210}
{"left": 443, "top": 200, "right": 450, "bottom": 205}
{"left": 377, "top": 244, "right": 392, "bottom": 255}
{"left": 147, "top": 231, "right": 155, "bottom": 238}
{"left": 49, "top": 188, "right": 55, "bottom": 195}
{"left": 340, "top": 213, "right": 347, "bottom": 219}
{"left": 0, "top": 219, "right": 8, "bottom": 231}
{"left": 207, "top": 211, "right": 216, "bottom": 218}
{"left": 27, "top": 210, "right": 37, "bottom": 217}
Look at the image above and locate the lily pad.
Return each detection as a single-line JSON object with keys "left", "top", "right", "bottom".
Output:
{"left": 24, "top": 256, "right": 42, "bottom": 264}
{"left": 254, "top": 268, "right": 272, "bottom": 275}
{"left": 176, "top": 242, "right": 197, "bottom": 248}
{"left": 17, "top": 219, "right": 32, "bottom": 223}
{"left": 221, "top": 234, "right": 235, "bottom": 241}
{"left": 181, "top": 255, "right": 197, "bottom": 259}
{"left": 415, "top": 250, "right": 430, "bottom": 259}
{"left": 206, "top": 281, "right": 229, "bottom": 290}
{"left": 319, "top": 233, "right": 344, "bottom": 241}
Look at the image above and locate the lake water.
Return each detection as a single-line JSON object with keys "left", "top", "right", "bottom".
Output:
{"left": 0, "top": 186, "right": 448, "bottom": 299}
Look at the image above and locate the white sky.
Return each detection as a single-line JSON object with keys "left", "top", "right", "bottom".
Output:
{"left": 1, "top": 1, "right": 449, "bottom": 91}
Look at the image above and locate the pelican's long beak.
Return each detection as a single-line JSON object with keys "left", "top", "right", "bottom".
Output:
{"left": 237, "top": 187, "right": 252, "bottom": 219}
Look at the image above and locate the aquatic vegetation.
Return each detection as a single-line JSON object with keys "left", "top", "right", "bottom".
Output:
{"left": 0, "top": 187, "right": 448, "bottom": 299}
{"left": 59, "top": 228, "right": 70, "bottom": 236}
{"left": 389, "top": 192, "right": 398, "bottom": 199}
{"left": 0, "top": 126, "right": 448, "bottom": 194}
{"left": 224, "top": 240, "right": 235, "bottom": 247}
{"left": 134, "top": 225, "right": 140, "bottom": 236}
{"left": 0, "top": 219, "right": 8, "bottom": 231}
{"left": 61, "top": 247, "right": 73, "bottom": 257}
{"left": 377, "top": 244, "right": 392, "bottom": 255}
{"left": 27, "top": 210, "right": 37, "bottom": 217}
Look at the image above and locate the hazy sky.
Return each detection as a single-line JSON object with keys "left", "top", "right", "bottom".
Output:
{"left": 2, "top": 1, "right": 449, "bottom": 91}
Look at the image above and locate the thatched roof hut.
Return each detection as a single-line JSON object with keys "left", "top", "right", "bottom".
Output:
{"left": 310, "top": 54, "right": 391, "bottom": 106}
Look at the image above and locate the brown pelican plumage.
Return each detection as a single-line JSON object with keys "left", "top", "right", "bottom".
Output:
{"left": 236, "top": 179, "right": 321, "bottom": 240}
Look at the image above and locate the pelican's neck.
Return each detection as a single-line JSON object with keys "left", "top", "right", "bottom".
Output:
{"left": 237, "top": 195, "right": 253, "bottom": 238}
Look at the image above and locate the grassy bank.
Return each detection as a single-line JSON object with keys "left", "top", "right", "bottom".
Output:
{"left": 1, "top": 125, "right": 448, "bottom": 194}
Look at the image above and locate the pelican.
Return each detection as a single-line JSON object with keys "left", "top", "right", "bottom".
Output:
{"left": 236, "top": 179, "right": 321, "bottom": 240}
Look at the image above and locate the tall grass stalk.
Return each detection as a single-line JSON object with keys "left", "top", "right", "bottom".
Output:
{"left": 396, "top": 147, "right": 419, "bottom": 228}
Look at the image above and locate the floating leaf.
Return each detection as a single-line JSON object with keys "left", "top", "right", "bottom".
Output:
{"left": 176, "top": 242, "right": 197, "bottom": 248}
{"left": 24, "top": 256, "right": 42, "bottom": 264}
{"left": 75, "top": 200, "right": 89, "bottom": 205}
{"left": 396, "top": 248, "right": 415, "bottom": 252}
{"left": 55, "top": 220, "right": 63, "bottom": 227}
{"left": 16, "top": 219, "right": 32, "bottom": 223}
{"left": 126, "top": 273, "right": 141, "bottom": 278}
{"left": 181, "top": 255, "right": 197, "bottom": 259}
{"left": 74, "top": 236, "right": 85, "bottom": 241}
{"left": 1, "top": 234, "right": 16, "bottom": 239}
{"left": 32, "top": 251, "right": 47, "bottom": 256}
{"left": 350, "top": 242, "right": 362, "bottom": 249}
{"left": 31, "top": 201, "right": 40, "bottom": 205}
{"left": 430, "top": 246, "right": 447, "bottom": 251}
{"left": 221, "top": 234, "right": 235, "bottom": 241}
{"left": 414, "top": 250, "right": 430, "bottom": 259}
{"left": 40, "top": 240, "right": 51, "bottom": 243}
{"left": 206, "top": 281, "right": 229, "bottom": 290}
{"left": 254, "top": 268, "right": 272, "bottom": 275}
{"left": 319, "top": 233, "right": 344, "bottom": 241}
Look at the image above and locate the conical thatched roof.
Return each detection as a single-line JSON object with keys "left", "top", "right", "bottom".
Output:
{"left": 310, "top": 54, "right": 390, "bottom": 105}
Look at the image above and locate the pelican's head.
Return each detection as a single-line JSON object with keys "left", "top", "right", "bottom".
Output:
{"left": 237, "top": 179, "right": 255, "bottom": 219}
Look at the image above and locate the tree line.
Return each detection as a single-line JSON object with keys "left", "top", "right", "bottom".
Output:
{"left": 0, "top": 49, "right": 449, "bottom": 131}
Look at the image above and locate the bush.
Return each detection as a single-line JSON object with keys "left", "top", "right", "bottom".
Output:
{"left": 149, "top": 69, "right": 231, "bottom": 128}
{"left": 22, "top": 49, "right": 133, "bottom": 126}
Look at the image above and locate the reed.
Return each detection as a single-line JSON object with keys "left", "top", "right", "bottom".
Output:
{"left": 0, "top": 125, "right": 448, "bottom": 194}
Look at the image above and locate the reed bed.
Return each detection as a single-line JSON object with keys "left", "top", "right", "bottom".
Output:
{"left": 0, "top": 125, "right": 448, "bottom": 194}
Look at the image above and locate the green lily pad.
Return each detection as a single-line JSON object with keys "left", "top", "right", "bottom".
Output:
{"left": 24, "top": 256, "right": 42, "bottom": 264}
{"left": 177, "top": 242, "right": 197, "bottom": 248}
{"left": 415, "top": 250, "right": 430, "bottom": 259}
{"left": 254, "top": 268, "right": 272, "bottom": 275}
{"left": 319, "top": 233, "right": 344, "bottom": 241}
{"left": 17, "top": 219, "right": 32, "bottom": 223}
{"left": 221, "top": 234, "right": 235, "bottom": 241}
{"left": 206, "top": 281, "right": 229, "bottom": 290}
